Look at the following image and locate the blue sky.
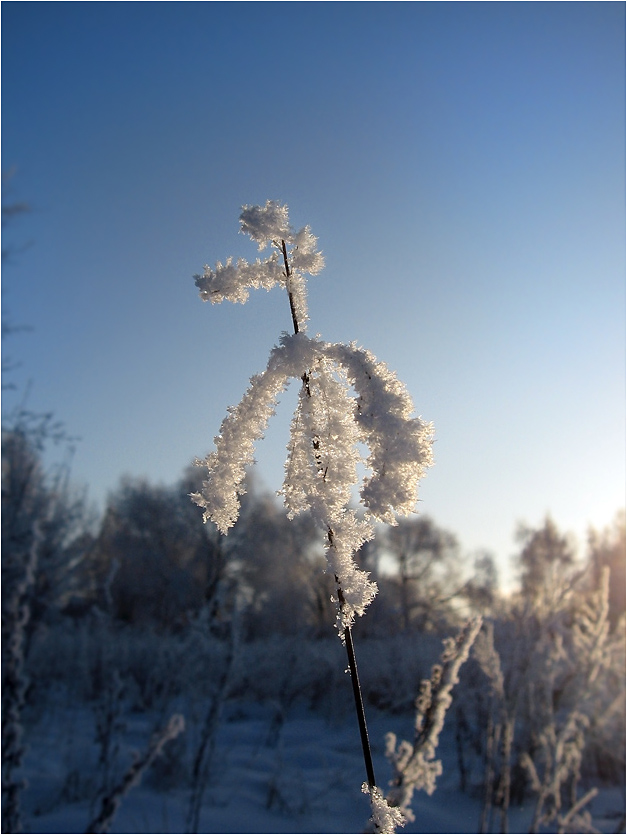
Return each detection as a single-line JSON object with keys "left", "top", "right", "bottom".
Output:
{"left": 2, "top": 2, "right": 624, "bottom": 587}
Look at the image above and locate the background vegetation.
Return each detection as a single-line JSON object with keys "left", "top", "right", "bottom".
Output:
{"left": 2, "top": 186, "right": 624, "bottom": 833}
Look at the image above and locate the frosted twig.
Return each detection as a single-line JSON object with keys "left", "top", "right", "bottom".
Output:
{"left": 85, "top": 714, "right": 185, "bottom": 834}
{"left": 557, "top": 787, "right": 600, "bottom": 834}
{"left": 384, "top": 617, "right": 483, "bottom": 822}
{"left": 186, "top": 604, "right": 238, "bottom": 834}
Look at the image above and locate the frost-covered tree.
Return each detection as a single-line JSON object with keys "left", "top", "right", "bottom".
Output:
{"left": 463, "top": 551, "right": 500, "bottom": 616}
{"left": 2, "top": 422, "right": 91, "bottom": 633}
{"left": 90, "top": 476, "right": 223, "bottom": 628}
{"left": 191, "top": 201, "right": 436, "bottom": 827}
{"left": 227, "top": 489, "right": 327, "bottom": 638}
{"left": 2, "top": 419, "right": 93, "bottom": 834}
{"left": 381, "top": 516, "right": 462, "bottom": 632}
{"left": 587, "top": 510, "right": 625, "bottom": 630}
{"left": 516, "top": 517, "right": 576, "bottom": 614}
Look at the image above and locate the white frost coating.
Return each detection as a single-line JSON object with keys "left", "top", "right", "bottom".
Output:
{"left": 287, "top": 269, "right": 310, "bottom": 330}
{"left": 195, "top": 255, "right": 285, "bottom": 304}
{"left": 283, "top": 358, "right": 361, "bottom": 521}
{"left": 279, "top": 359, "right": 379, "bottom": 629}
{"left": 195, "top": 200, "right": 324, "bottom": 333}
{"left": 192, "top": 202, "right": 434, "bottom": 630}
{"left": 191, "top": 334, "right": 313, "bottom": 532}
{"left": 327, "top": 342, "right": 434, "bottom": 523}
{"left": 362, "top": 784, "right": 406, "bottom": 834}
{"left": 325, "top": 512, "right": 377, "bottom": 631}
{"left": 240, "top": 200, "right": 292, "bottom": 246}
{"left": 290, "top": 225, "right": 325, "bottom": 275}
{"left": 385, "top": 618, "right": 483, "bottom": 820}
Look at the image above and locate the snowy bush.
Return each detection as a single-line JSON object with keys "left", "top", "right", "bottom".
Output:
{"left": 468, "top": 519, "right": 626, "bottom": 834}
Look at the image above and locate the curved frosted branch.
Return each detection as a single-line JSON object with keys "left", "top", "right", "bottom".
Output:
{"left": 325, "top": 342, "right": 435, "bottom": 523}
{"left": 282, "top": 357, "right": 361, "bottom": 522}
{"left": 194, "top": 254, "right": 285, "bottom": 305}
{"left": 191, "top": 334, "right": 320, "bottom": 533}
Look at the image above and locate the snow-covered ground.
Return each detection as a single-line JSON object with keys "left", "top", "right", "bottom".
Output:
{"left": 20, "top": 696, "right": 624, "bottom": 835}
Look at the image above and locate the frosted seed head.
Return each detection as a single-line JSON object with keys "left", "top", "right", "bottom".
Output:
{"left": 240, "top": 200, "right": 291, "bottom": 247}
{"left": 291, "top": 226, "right": 325, "bottom": 275}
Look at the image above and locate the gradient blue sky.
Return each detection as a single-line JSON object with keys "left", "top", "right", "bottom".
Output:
{"left": 2, "top": 2, "right": 624, "bottom": 587}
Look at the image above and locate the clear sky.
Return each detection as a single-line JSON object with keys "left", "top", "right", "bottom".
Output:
{"left": 2, "top": 2, "right": 624, "bottom": 587}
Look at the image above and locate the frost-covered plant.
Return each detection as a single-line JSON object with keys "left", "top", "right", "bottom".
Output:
{"left": 520, "top": 567, "right": 613, "bottom": 834}
{"left": 92, "top": 669, "right": 125, "bottom": 810}
{"left": 473, "top": 620, "right": 515, "bottom": 835}
{"left": 379, "top": 616, "right": 482, "bottom": 830}
{"left": 520, "top": 714, "right": 598, "bottom": 835}
{"left": 1, "top": 523, "right": 39, "bottom": 835}
{"left": 474, "top": 558, "right": 620, "bottom": 835}
{"left": 186, "top": 598, "right": 239, "bottom": 835}
{"left": 192, "top": 201, "right": 434, "bottom": 823}
{"left": 85, "top": 713, "right": 185, "bottom": 834}
{"left": 192, "top": 201, "right": 433, "bottom": 634}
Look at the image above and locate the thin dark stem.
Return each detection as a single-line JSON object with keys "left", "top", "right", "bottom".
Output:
{"left": 282, "top": 239, "right": 376, "bottom": 790}
{"left": 339, "top": 585, "right": 377, "bottom": 788}
{"left": 281, "top": 239, "right": 300, "bottom": 335}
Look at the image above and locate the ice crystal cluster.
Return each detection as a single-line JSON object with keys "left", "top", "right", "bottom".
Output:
{"left": 192, "top": 201, "right": 434, "bottom": 631}
{"left": 362, "top": 783, "right": 406, "bottom": 835}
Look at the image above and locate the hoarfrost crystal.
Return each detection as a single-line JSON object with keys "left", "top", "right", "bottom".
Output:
{"left": 363, "top": 784, "right": 406, "bottom": 834}
{"left": 192, "top": 201, "right": 434, "bottom": 631}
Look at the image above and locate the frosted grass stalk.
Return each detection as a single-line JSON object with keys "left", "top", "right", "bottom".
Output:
{"left": 383, "top": 617, "right": 483, "bottom": 825}
{"left": 520, "top": 567, "right": 612, "bottom": 834}
{"left": 85, "top": 714, "right": 184, "bottom": 834}
{"left": 191, "top": 200, "right": 435, "bottom": 823}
